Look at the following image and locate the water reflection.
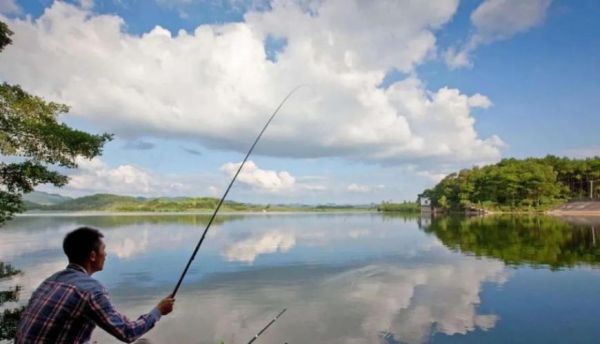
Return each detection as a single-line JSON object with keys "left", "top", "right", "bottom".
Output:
{"left": 0, "top": 214, "right": 238, "bottom": 261}
{"left": 323, "top": 260, "right": 505, "bottom": 343}
{"left": 224, "top": 230, "right": 296, "bottom": 263}
{"left": 15, "top": 213, "right": 239, "bottom": 228}
{"left": 421, "top": 215, "right": 600, "bottom": 268}
{"left": 3, "top": 214, "right": 600, "bottom": 343}
{"left": 92, "top": 251, "right": 505, "bottom": 344}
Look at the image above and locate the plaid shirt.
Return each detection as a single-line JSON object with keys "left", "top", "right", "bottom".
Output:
{"left": 15, "top": 264, "right": 161, "bottom": 344}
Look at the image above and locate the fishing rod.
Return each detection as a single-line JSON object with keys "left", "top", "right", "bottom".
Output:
{"left": 171, "top": 86, "right": 304, "bottom": 297}
{"left": 247, "top": 308, "right": 287, "bottom": 344}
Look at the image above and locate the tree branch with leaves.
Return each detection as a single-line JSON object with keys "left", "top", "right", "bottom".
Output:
{"left": 0, "top": 20, "right": 112, "bottom": 225}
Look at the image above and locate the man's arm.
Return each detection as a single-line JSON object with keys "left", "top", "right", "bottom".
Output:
{"left": 88, "top": 290, "right": 174, "bottom": 343}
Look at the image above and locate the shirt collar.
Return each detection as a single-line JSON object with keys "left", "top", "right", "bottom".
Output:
{"left": 67, "top": 263, "right": 89, "bottom": 275}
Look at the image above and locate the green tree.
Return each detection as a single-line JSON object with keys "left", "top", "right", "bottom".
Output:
{"left": 424, "top": 156, "right": 600, "bottom": 212}
{"left": 437, "top": 195, "right": 448, "bottom": 210}
{"left": 377, "top": 200, "right": 420, "bottom": 212}
{"left": 0, "top": 21, "right": 111, "bottom": 225}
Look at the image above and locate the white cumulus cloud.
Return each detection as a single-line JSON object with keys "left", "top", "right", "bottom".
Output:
{"left": 0, "top": 0, "right": 502, "bottom": 169}
{"left": 221, "top": 160, "right": 295, "bottom": 192}
{"left": 66, "top": 157, "right": 185, "bottom": 196}
{"left": 468, "top": 93, "right": 493, "bottom": 108}
{"left": 78, "top": 0, "right": 94, "bottom": 10}
{"left": 446, "top": 0, "right": 552, "bottom": 69}
{"left": 472, "top": 0, "right": 552, "bottom": 39}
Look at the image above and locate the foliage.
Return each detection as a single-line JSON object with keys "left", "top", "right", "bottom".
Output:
{"left": 0, "top": 261, "right": 22, "bottom": 342}
{"left": 422, "top": 156, "right": 600, "bottom": 212}
{"left": 377, "top": 201, "right": 420, "bottom": 212}
{"left": 0, "top": 21, "right": 12, "bottom": 52}
{"left": 314, "top": 204, "right": 369, "bottom": 211}
{"left": 422, "top": 216, "right": 600, "bottom": 269}
{"left": 0, "top": 262, "right": 20, "bottom": 279}
{"left": 0, "top": 286, "right": 21, "bottom": 304}
{"left": 0, "top": 306, "right": 24, "bottom": 341}
{"left": 0, "top": 20, "right": 112, "bottom": 225}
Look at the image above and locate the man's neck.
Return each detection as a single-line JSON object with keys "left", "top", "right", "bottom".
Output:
{"left": 69, "top": 262, "right": 94, "bottom": 275}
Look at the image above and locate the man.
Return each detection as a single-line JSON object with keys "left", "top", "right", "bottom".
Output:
{"left": 16, "top": 227, "right": 175, "bottom": 343}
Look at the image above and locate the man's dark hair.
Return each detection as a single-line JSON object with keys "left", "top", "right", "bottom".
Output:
{"left": 63, "top": 227, "right": 104, "bottom": 264}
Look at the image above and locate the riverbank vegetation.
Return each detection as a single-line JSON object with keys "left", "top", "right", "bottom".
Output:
{"left": 421, "top": 156, "right": 600, "bottom": 212}
{"left": 377, "top": 201, "right": 420, "bottom": 212}
{"left": 24, "top": 192, "right": 375, "bottom": 213}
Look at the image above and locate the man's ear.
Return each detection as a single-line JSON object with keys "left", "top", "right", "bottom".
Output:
{"left": 90, "top": 250, "right": 97, "bottom": 262}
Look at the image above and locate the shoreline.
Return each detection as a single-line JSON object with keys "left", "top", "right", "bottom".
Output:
{"left": 17, "top": 210, "right": 600, "bottom": 217}
{"left": 547, "top": 210, "right": 600, "bottom": 217}
{"left": 18, "top": 209, "right": 378, "bottom": 217}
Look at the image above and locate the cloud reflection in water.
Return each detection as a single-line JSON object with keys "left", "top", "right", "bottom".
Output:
{"left": 2, "top": 214, "right": 508, "bottom": 343}
{"left": 93, "top": 250, "right": 506, "bottom": 344}
{"left": 328, "top": 261, "right": 506, "bottom": 343}
{"left": 224, "top": 231, "right": 296, "bottom": 263}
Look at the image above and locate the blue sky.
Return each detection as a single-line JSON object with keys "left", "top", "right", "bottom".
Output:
{"left": 1, "top": 0, "right": 598, "bottom": 203}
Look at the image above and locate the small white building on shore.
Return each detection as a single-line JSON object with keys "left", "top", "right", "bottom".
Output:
{"left": 419, "top": 196, "right": 432, "bottom": 213}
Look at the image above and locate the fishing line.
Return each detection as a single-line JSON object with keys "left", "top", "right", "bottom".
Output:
{"left": 171, "top": 86, "right": 305, "bottom": 297}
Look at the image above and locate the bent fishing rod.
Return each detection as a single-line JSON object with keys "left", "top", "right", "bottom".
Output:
{"left": 171, "top": 86, "right": 304, "bottom": 297}
{"left": 247, "top": 308, "right": 287, "bottom": 344}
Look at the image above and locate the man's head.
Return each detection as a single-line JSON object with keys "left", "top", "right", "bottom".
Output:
{"left": 63, "top": 227, "right": 106, "bottom": 274}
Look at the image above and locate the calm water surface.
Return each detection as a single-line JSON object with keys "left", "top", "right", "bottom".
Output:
{"left": 1, "top": 213, "right": 600, "bottom": 343}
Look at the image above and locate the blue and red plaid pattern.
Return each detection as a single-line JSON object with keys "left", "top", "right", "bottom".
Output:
{"left": 15, "top": 264, "right": 161, "bottom": 343}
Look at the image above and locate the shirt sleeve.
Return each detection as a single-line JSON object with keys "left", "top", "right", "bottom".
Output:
{"left": 88, "top": 289, "right": 160, "bottom": 343}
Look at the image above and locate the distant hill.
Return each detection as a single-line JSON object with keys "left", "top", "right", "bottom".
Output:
{"left": 23, "top": 192, "right": 373, "bottom": 212}
{"left": 23, "top": 191, "right": 72, "bottom": 206}
{"left": 30, "top": 193, "right": 259, "bottom": 212}
{"left": 23, "top": 200, "right": 44, "bottom": 210}
{"left": 43, "top": 194, "right": 140, "bottom": 211}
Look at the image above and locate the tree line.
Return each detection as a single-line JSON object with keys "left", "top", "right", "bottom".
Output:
{"left": 377, "top": 201, "right": 420, "bottom": 212}
{"left": 421, "top": 156, "right": 600, "bottom": 211}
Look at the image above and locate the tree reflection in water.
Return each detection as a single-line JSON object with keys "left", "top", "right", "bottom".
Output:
{"left": 0, "top": 262, "right": 23, "bottom": 341}
{"left": 420, "top": 215, "right": 600, "bottom": 269}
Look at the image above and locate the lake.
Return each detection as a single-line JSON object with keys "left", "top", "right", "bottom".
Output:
{"left": 1, "top": 213, "right": 600, "bottom": 343}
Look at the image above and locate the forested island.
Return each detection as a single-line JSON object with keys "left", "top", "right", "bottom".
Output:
{"left": 421, "top": 156, "right": 600, "bottom": 212}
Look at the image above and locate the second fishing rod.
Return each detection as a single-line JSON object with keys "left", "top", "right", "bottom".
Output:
{"left": 171, "top": 86, "right": 304, "bottom": 297}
